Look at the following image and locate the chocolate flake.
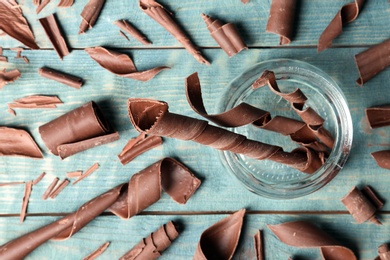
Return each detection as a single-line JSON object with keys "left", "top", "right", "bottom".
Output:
{"left": 85, "top": 46, "right": 169, "bottom": 81}
{"left": 72, "top": 163, "right": 99, "bottom": 185}
{"left": 11, "top": 47, "right": 29, "bottom": 63}
{"left": 0, "top": 181, "right": 25, "bottom": 187}
{"left": 119, "top": 30, "right": 130, "bottom": 41}
{"left": 58, "top": 0, "right": 74, "bottom": 7}
{"left": 114, "top": 20, "right": 151, "bottom": 45}
{"left": 254, "top": 230, "right": 264, "bottom": 260}
{"left": 66, "top": 171, "right": 83, "bottom": 178}
{"left": 0, "top": 127, "right": 43, "bottom": 159}
{"left": 49, "top": 178, "right": 70, "bottom": 199}
{"left": 372, "top": 150, "right": 390, "bottom": 170}
{"left": 36, "top": 0, "right": 50, "bottom": 14}
{"left": 33, "top": 172, "right": 46, "bottom": 185}
{"left": 20, "top": 181, "right": 33, "bottom": 223}
{"left": 0, "top": 69, "right": 21, "bottom": 89}
{"left": 266, "top": 0, "right": 297, "bottom": 45}
{"left": 378, "top": 244, "right": 390, "bottom": 260}
{"left": 83, "top": 242, "right": 110, "bottom": 260}
{"left": 39, "top": 67, "right": 83, "bottom": 89}
{"left": 139, "top": 0, "right": 209, "bottom": 65}
{"left": 42, "top": 177, "right": 59, "bottom": 200}
{"left": 79, "top": 0, "right": 105, "bottom": 34}
{"left": 8, "top": 95, "right": 63, "bottom": 116}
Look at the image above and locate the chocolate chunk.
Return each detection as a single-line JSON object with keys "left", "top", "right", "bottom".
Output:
{"left": 119, "top": 221, "right": 179, "bottom": 260}
{"left": 0, "top": 0, "right": 39, "bottom": 49}
{"left": 58, "top": 0, "right": 74, "bottom": 7}
{"left": 79, "top": 0, "right": 105, "bottom": 34}
{"left": 0, "top": 127, "right": 43, "bottom": 159}
{"left": 202, "top": 14, "right": 247, "bottom": 57}
{"left": 268, "top": 220, "right": 357, "bottom": 260}
{"left": 8, "top": 95, "right": 63, "bottom": 116}
{"left": 139, "top": 0, "right": 209, "bottom": 65}
{"left": 39, "top": 14, "right": 70, "bottom": 60}
{"left": 254, "top": 230, "right": 264, "bottom": 260}
{"left": 36, "top": 0, "right": 50, "bottom": 14}
{"left": 378, "top": 244, "right": 390, "bottom": 260}
{"left": 20, "top": 181, "right": 33, "bottom": 223}
{"left": 194, "top": 209, "right": 245, "bottom": 259}
{"left": 85, "top": 46, "right": 169, "bottom": 81}
{"left": 39, "top": 101, "right": 119, "bottom": 159}
{"left": 83, "top": 242, "right": 110, "bottom": 260}
{"left": 366, "top": 105, "right": 390, "bottom": 128}
{"left": 39, "top": 67, "right": 83, "bottom": 89}
{"left": 266, "top": 0, "right": 297, "bottom": 45}
{"left": 372, "top": 150, "right": 390, "bottom": 170}
{"left": 114, "top": 20, "right": 151, "bottom": 45}
{"left": 0, "top": 158, "right": 200, "bottom": 259}
{"left": 0, "top": 69, "right": 21, "bottom": 89}
{"left": 318, "top": 0, "right": 365, "bottom": 52}
{"left": 42, "top": 177, "right": 59, "bottom": 200}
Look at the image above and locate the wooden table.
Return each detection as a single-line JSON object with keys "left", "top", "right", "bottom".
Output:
{"left": 1, "top": 0, "right": 389, "bottom": 259}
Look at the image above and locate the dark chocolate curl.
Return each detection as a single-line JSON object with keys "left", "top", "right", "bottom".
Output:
{"left": 266, "top": 0, "right": 296, "bottom": 45}
{"left": 139, "top": 0, "right": 209, "bottom": 65}
{"left": 0, "top": 69, "right": 21, "bottom": 89}
{"left": 85, "top": 47, "right": 169, "bottom": 81}
{"left": 79, "top": 0, "right": 105, "bottom": 34}
{"left": 372, "top": 150, "right": 390, "bottom": 170}
{"left": 119, "top": 221, "right": 179, "bottom": 260}
{"left": 366, "top": 105, "right": 390, "bottom": 129}
{"left": 201, "top": 14, "right": 247, "bottom": 57}
{"left": 268, "top": 221, "right": 357, "bottom": 260}
{"left": 39, "top": 67, "right": 83, "bottom": 89}
{"left": 378, "top": 244, "right": 390, "bottom": 260}
{"left": 0, "top": 158, "right": 200, "bottom": 260}
{"left": 114, "top": 20, "right": 151, "bottom": 45}
{"left": 0, "top": 127, "right": 43, "bottom": 159}
{"left": 318, "top": 0, "right": 365, "bottom": 52}
{"left": 39, "top": 101, "right": 119, "bottom": 159}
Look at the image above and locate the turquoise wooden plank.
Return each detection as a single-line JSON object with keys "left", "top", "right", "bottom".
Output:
{"left": 0, "top": 0, "right": 389, "bottom": 49}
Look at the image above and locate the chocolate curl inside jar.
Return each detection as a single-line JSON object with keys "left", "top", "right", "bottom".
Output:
{"left": 266, "top": 0, "right": 297, "bottom": 45}
{"left": 128, "top": 98, "right": 323, "bottom": 174}
{"left": 378, "top": 244, "right": 390, "bottom": 260}
{"left": 0, "top": 158, "right": 201, "bottom": 259}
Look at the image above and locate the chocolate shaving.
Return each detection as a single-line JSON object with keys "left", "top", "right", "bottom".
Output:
{"left": 49, "top": 179, "right": 69, "bottom": 199}
{"left": 0, "top": 182, "right": 25, "bottom": 187}
{"left": 254, "top": 230, "right": 264, "bottom": 260}
{"left": 0, "top": 158, "right": 200, "bottom": 259}
{"left": 0, "top": 56, "right": 7, "bottom": 62}
{"left": 79, "top": 0, "right": 105, "bottom": 34}
{"left": 119, "top": 31, "right": 130, "bottom": 41}
{"left": 72, "top": 163, "right": 99, "bottom": 185}
{"left": 20, "top": 181, "right": 33, "bottom": 223}
{"left": 8, "top": 95, "right": 63, "bottom": 116}
{"left": 268, "top": 220, "right": 357, "bottom": 260}
{"left": 39, "top": 101, "right": 119, "bottom": 159}
{"left": 139, "top": 0, "right": 209, "bottom": 65}
{"left": 58, "top": 0, "right": 74, "bottom": 7}
{"left": 42, "top": 177, "right": 59, "bottom": 200}
{"left": 318, "top": 0, "right": 365, "bottom": 52}
{"left": 66, "top": 171, "right": 83, "bottom": 178}
{"left": 33, "top": 172, "right": 46, "bottom": 185}
{"left": 11, "top": 47, "right": 29, "bottom": 63}
{"left": 194, "top": 209, "right": 245, "bottom": 259}
{"left": 83, "top": 242, "right": 110, "bottom": 260}
{"left": 0, "top": 69, "right": 21, "bottom": 89}
{"left": 114, "top": 20, "right": 151, "bottom": 45}
{"left": 341, "top": 186, "right": 383, "bottom": 225}
{"left": 201, "top": 14, "right": 247, "bottom": 57}
{"left": 372, "top": 150, "right": 390, "bottom": 170}
{"left": 39, "top": 14, "right": 70, "bottom": 60}
{"left": 119, "top": 221, "right": 179, "bottom": 260}
{"left": 39, "top": 67, "right": 83, "bottom": 89}
{"left": 85, "top": 46, "right": 168, "bottom": 81}
{"left": 366, "top": 105, "right": 390, "bottom": 128}
{"left": 266, "top": 0, "right": 296, "bottom": 45}
{"left": 378, "top": 244, "right": 390, "bottom": 260}
{"left": 0, "top": 127, "right": 43, "bottom": 159}
{"left": 36, "top": 0, "right": 50, "bottom": 14}
{"left": 0, "top": 0, "right": 39, "bottom": 49}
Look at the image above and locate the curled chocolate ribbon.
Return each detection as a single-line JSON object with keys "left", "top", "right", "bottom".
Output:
{"left": 268, "top": 220, "right": 357, "bottom": 260}
{"left": 318, "top": 0, "right": 365, "bottom": 52}
{"left": 372, "top": 150, "right": 390, "bottom": 170}
{"left": 0, "top": 158, "right": 201, "bottom": 259}
{"left": 8, "top": 95, "right": 62, "bottom": 116}
{"left": 79, "top": 0, "right": 105, "bottom": 34}
{"left": 0, "top": 127, "right": 43, "bottom": 159}
{"left": 128, "top": 98, "right": 323, "bottom": 174}
{"left": 266, "top": 0, "right": 297, "bottom": 45}
{"left": 378, "top": 244, "right": 390, "bottom": 260}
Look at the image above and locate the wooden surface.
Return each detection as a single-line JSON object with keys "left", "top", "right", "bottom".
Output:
{"left": 1, "top": 0, "right": 390, "bottom": 259}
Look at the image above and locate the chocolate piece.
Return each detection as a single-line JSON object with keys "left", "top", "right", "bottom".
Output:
{"left": 0, "top": 69, "right": 21, "bottom": 89}
{"left": 39, "top": 67, "right": 83, "bottom": 89}
{"left": 0, "top": 182, "right": 25, "bottom": 187}
{"left": 119, "top": 31, "right": 130, "bottom": 41}
{"left": 372, "top": 150, "right": 390, "bottom": 170}
{"left": 119, "top": 221, "right": 179, "bottom": 260}
{"left": 254, "top": 230, "right": 264, "bottom": 260}
{"left": 66, "top": 171, "right": 83, "bottom": 178}
{"left": 241, "top": 0, "right": 249, "bottom": 3}
{"left": 366, "top": 105, "right": 390, "bottom": 128}
{"left": 118, "top": 133, "right": 163, "bottom": 165}
{"left": 128, "top": 98, "right": 323, "bottom": 174}
{"left": 79, "top": 0, "right": 105, "bottom": 34}
{"left": 39, "top": 14, "right": 70, "bottom": 60}
{"left": 378, "top": 244, "right": 390, "bottom": 260}
{"left": 8, "top": 95, "right": 63, "bottom": 116}
{"left": 114, "top": 20, "right": 151, "bottom": 45}
{"left": 194, "top": 209, "right": 245, "bottom": 260}
{"left": 202, "top": 14, "right": 247, "bottom": 57}
{"left": 11, "top": 47, "right": 29, "bottom": 64}
{"left": 268, "top": 220, "right": 357, "bottom": 260}
{"left": 39, "top": 101, "right": 119, "bottom": 159}
{"left": 33, "top": 172, "right": 46, "bottom": 185}
{"left": 72, "top": 163, "right": 99, "bottom": 185}
{"left": 85, "top": 47, "right": 168, "bottom": 81}
{"left": 318, "top": 0, "right": 365, "bottom": 52}
{"left": 58, "top": 0, "right": 74, "bottom": 7}
{"left": 266, "top": 0, "right": 296, "bottom": 45}
{"left": 20, "top": 181, "right": 33, "bottom": 223}
{"left": 36, "top": 0, "right": 50, "bottom": 14}
{"left": 139, "top": 0, "right": 209, "bottom": 65}
{"left": 33, "top": 0, "right": 40, "bottom": 5}
{"left": 0, "top": 127, "right": 43, "bottom": 159}
{"left": 0, "top": 0, "right": 39, "bottom": 49}
{"left": 0, "top": 158, "right": 200, "bottom": 259}
{"left": 83, "top": 242, "right": 110, "bottom": 260}
{"left": 341, "top": 186, "right": 383, "bottom": 225}
{"left": 49, "top": 179, "right": 70, "bottom": 199}
{"left": 42, "top": 177, "right": 59, "bottom": 200}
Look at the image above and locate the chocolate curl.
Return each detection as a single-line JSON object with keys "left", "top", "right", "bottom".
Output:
{"left": 0, "top": 127, "right": 43, "bottom": 159}
{"left": 372, "top": 150, "right": 390, "bottom": 170}
{"left": 355, "top": 38, "right": 390, "bottom": 86}
{"left": 194, "top": 209, "right": 245, "bottom": 260}
{"left": 266, "top": 0, "right": 296, "bottom": 45}
{"left": 241, "top": 0, "right": 249, "bottom": 3}
{"left": 0, "top": 69, "right": 21, "bottom": 89}
{"left": 341, "top": 186, "right": 383, "bottom": 225}
{"left": 8, "top": 95, "right": 63, "bottom": 116}
{"left": 318, "top": 0, "right": 365, "bottom": 52}
{"left": 201, "top": 14, "right": 247, "bottom": 57}
{"left": 119, "top": 221, "right": 179, "bottom": 260}
{"left": 268, "top": 220, "right": 357, "bottom": 260}
{"left": 0, "top": 0, "right": 39, "bottom": 49}
{"left": 38, "top": 101, "right": 119, "bottom": 159}
{"left": 36, "top": 0, "right": 50, "bottom": 14}
{"left": 33, "top": 172, "right": 46, "bottom": 185}
{"left": 85, "top": 47, "right": 169, "bottom": 82}
{"left": 254, "top": 230, "right": 264, "bottom": 260}
{"left": 83, "top": 242, "right": 110, "bottom": 260}
{"left": 39, "top": 67, "right": 83, "bottom": 89}
{"left": 0, "top": 158, "right": 200, "bottom": 259}
{"left": 20, "top": 181, "right": 33, "bottom": 223}
{"left": 366, "top": 105, "right": 390, "bottom": 128}
{"left": 79, "top": 0, "right": 105, "bottom": 34}
{"left": 58, "top": 0, "right": 74, "bottom": 7}
{"left": 114, "top": 20, "right": 151, "bottom": 45}
{"left": 139, "top": 0, "right": 209, "bottom": 65}
{"left": 42, "top": 177, "right": 59, "bottom": 200}
{"left": 378, "top": 244, "right": 390, "bottom": 260}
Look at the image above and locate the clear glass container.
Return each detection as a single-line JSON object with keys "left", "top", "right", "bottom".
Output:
{"left": 217, "top": 59, "right": 353, "bottom": 199}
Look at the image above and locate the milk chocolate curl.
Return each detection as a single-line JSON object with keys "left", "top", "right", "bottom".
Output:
{"left": 0, "top": 127, "right": 43, "bottom": 159}
{"left": 0, "top": 158, "right": 200, "bottom": 259}
{"left": 139, "top": 0, "right": 209, "bottom": 65}
{"left": 83, "top": 242, "right": 110, "bottom": 260}
{"left": 36, "top": 0, "right": 50, "bottom": 14}
{"left": 58, "top": 0, "right": 74, "bottom": 7}
{"left": 38, "top": 101, "right": 119, "bottom": 159}
{"left": 266, "top": 0, "right": 296, "bottom": 45}
{"left": 355, "top": 38, "right": 390, "bottom": 85}
{"left": 0, "top": 0, "right": 39, "bottom": 49}
{"left": 268, "top": 220, "right": 357, "bottom": 260}
{"left": 39, "top": 67, "right": 83, "bottom": 89}
{"left": 39, "top": 14, "right": 70, "bottom": 60}
{"left": 114, "top": 20, "right": 151, "bottom": 45}
{"left": 201, "top": 14, "right": 247, "bottom": 57}
{"left": 372, "top": 150, "right": 390, "bottom": 170}
{"left": 378, "top": 244, "right": 390, "bottom": 260}
{"left": 119, "top": 221, "right": 179, "bottom": 260}
{"left": 318, "top": 0, "right": 365, "bottom": 52}
{"left": 79, "top": 0, "right": 105, "bottom": 34}
{"left": 366, "top": 105, "right": 390, "bottom": 128}
{"left": 341, "top": 186, "right": 383, "bottom": 225}
{"left": 85, "top": 47, "right": 169, "bottom": 81}
{"left": 0, "top": 69, "right": 21, "bottom": 89}
{"left": 33, "top": 172, "right": 46, "bottom": 185}
{"left": 254, "top": 230, "right": 264, "bottom": 260}
{"left": 8, "top": 95, "right": 63, "bottom": 116}
{"left": 194, "top": 209, "right": 245, "bottom": 260}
